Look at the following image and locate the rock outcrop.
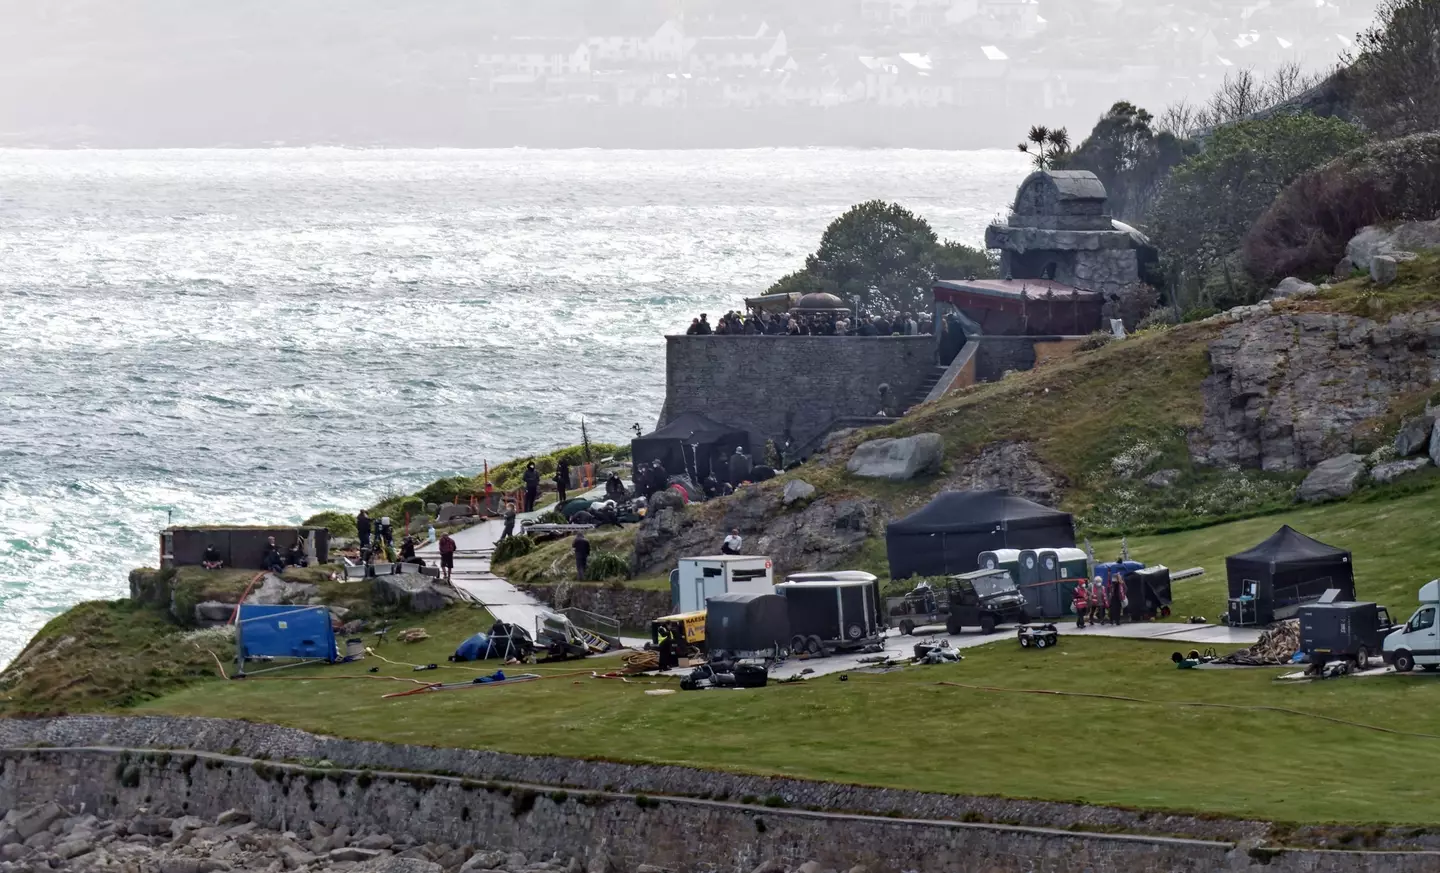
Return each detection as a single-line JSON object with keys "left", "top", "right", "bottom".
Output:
{"left": 1269, "top": 277, "right": 1318, "bottom": 300}
{"left": 1346, "top": 219, "right": 1440, "bottom": 270}
{"left": 782, "top": 480, "right": 816, "bottom": 505}
{"left": 846, "top": 433, "right": 944, "bottom": 481}
{"left": 1372, "top": 458, "right": 1430, "bottom": 484}
{"left": 1298, "top": 454, "right": 1367, "bottom": 502}
{"left": 372, "top": 575, "right": 458, "bottom": 613}
{"left": 1371, "top": 254, "right": 1400, "bottom": 285}
{"left": 633, "top": 486, "right": 881, "bottom": 576}
{"left": 941, "top": 442, "right": 1064, "bottom": 506}
{"left": 1196, "top": 310, "right": 1440, "bottom": 471}
{"left": 1395, "top": 412, "right": 1435, "bottom": 457}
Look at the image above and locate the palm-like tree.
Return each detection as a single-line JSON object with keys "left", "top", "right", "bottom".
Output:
{"left": 1018, "top": 125, "right": 1071, "bottom": 170}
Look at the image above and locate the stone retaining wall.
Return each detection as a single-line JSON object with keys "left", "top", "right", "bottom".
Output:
{"left": 2, "top": 747, "right": 1435, "bottom": 873}
{"left": 0, "top": 716, "right": 1271, "bottom": 844}
{"left": 517, "top": 585, "right": 671, "bottom": 632}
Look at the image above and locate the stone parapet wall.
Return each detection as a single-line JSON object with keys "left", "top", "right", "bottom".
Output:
{"left": 664, "top": 336, "right": 935, "bottom": 449}
{"left": 1, "top": 741, "right": 1438, "bottom": 873}
{"left": 517, "top": 584, "right": 671, "bottom": 632}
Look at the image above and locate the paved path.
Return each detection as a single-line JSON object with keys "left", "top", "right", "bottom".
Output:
{"left": 417, "top": 488, "right": 621, "bottom": 639}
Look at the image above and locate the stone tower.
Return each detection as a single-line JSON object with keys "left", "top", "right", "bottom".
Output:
{"left": 984, "top": 169, "right": 1150, "bottom": 298}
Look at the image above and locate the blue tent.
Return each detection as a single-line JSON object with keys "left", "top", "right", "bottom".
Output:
{"left": 236, "top": 605, "right": 336, "bottom": 663}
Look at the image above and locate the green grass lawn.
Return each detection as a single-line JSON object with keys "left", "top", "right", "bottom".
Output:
{"left": 1094, "top": 482, "right": 1440, "bottom": 623}
{"left": 140, "top": 633, "right": 1440, "bottom": 825}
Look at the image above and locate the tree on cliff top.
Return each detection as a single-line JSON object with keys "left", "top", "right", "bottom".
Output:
{"left": 766, "top": 201, "right": 993, "bottom": 316}
{"left": 1351, "top": 0, "right": 1440, "bottom": 137}
{"left": 1064, "top": 102, "right": 1195, "bottom": 223}
{"left": 1148, "top": 112, "right": 1366, "bottom": 308}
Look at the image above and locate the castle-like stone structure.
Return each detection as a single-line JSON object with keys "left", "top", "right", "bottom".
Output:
{"left": 984, "top": 169, "right": 1151, "bottom": 298}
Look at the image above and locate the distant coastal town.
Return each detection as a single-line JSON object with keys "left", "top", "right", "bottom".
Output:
{"left": 2, "top": 0, "right": 1379, "bottom": 148}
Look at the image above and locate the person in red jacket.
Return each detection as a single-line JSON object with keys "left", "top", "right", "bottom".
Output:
{"left": 438, "top": 532, "right": 458, "bottom": 584}
{"left": 1072, "top": 581, "right": 1090, "bottom": 628}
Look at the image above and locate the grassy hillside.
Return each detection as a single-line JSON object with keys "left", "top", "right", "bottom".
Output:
{"left": 1096, "top": 476, "right": 1440, "bottom": 623}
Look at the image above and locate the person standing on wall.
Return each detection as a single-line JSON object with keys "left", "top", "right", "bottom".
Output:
{"left": 438, "top": 531, "right": 457, "bottom": 584}
{"left": 522, "top": 462, "right": 540, "bottom": 513}
{"left": 573, "top": 531, "right": 591, "bottom": 581}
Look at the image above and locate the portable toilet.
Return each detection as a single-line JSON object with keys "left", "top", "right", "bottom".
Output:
{"left": 1039, "top": 548, "right": 1091, "bottom": 616}
{"left": 977, "top": 549, "right": 1022, "bottom": 586}
{"left": 1015, "top": 550, "right": 1049, "bottom": 616}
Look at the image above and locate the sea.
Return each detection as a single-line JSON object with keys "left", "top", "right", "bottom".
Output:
{"left": 0, "top": 147, "right": 1030, "bottom": 667}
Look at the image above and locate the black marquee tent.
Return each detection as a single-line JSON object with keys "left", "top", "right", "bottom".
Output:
{"left": 631, "top": 412, "right": 751, "bottom": 483}
{"left": 885, "top": 489, "right": 1076, "bottom": 580}
{"left": 1225, "top": 525, "right": 1355, "bottom": 623}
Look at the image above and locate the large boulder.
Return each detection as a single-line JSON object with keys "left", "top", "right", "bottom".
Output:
{"left": 372, "top": 575, "right": 453, "bottom": 612}
{"left": 1395, "top": 413, "right": 1435, "bottom": 457}
{"left": 1372, "top": 458, "right": 1431, "bottom": 484}
{"left": 846, "top": 433, "right": 944, "bottom": 482}
{"left": 1430, "top": 423, "right": 1440, "bottom": 467}
{"left": 1269, "top": 277, "right": 1318, "bottom": 300}
{"left": 1347, "top": 219, "right": 1440, "bottom": 270}
{"left": 435, "top": 503, "right": 476, "bottom": 524}
{"left": 782, "top": 480, "right": 816, "bottom": 506}
{"left": 1371, "top": 254, "right": 1400, "bottom": 285}
{"left": 1298, "top": 454, "right": 1367, "bottom": 502}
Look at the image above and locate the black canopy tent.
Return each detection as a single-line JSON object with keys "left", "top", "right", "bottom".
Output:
{"left": 631, "top": 412, "right": 750, "bottom": 482}
{"left": 886, "top": 489, "right": 1075, "bottom": 580}
{"left": 1225, "top": 526, "right": 1355, "bottom": 623}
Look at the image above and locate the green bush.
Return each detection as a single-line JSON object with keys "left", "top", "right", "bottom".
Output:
{"left": 1149, "top": 112, "right": 1366, "bottom": 307}
{"left": 414, "top": 476, "right": 474, "bottom": 508}
{"left": 1242, "top": 132, "right": 1440, "bottom": 281}
{"left": 534, "top": 509, "right": 567, "bottom": 525}
{"left": 492, "top": 535, "right": 536, "bottom": 565}
{"left": 302, "top": 511, "right": 357, "bottom": 539}
{"left": 585, "top": 551, "right": 631, "bottom": 582}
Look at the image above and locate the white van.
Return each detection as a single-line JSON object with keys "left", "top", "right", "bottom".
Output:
{"left": 1383, "top": 580, "right": 1440, "bottom": 672}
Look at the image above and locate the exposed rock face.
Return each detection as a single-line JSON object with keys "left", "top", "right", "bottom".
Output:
{"left": 941, "top": 442, "right": 1064, "bottom": 506}
{"left": 1298, "top": 454, "right": 1367, "bottom": 502}
{"left": 1347, "top": 219, "right": 1440, "bottom": 270}
{"left": 1144, "top": 469, "right": 1181, "bottom": 489}
{"left": 846, "top": 433, "right": 944, "bottom": 482}
{"left": 1196, "top": 311, "right": 1440, "bottom": 472}
{"left": 633, "top": 487, "right": 882, "bottom": 576}
{"left": 1334, "top": 256, "right": 1355, "bottom": 279}
{"left": 1372, "top": 458, "right": 1430, "bottom": 484}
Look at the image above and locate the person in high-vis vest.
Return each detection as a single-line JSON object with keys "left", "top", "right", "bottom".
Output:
{"left": 1072, "top": 581, "right": 1090, "bottom": 628}
{"left": 1089, "top": 576, "right": 1105, "bottom": 625}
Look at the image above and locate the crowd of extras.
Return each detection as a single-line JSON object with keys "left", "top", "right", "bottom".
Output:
{"left": 685, "top": 309, "right": 933, "bottom": 337}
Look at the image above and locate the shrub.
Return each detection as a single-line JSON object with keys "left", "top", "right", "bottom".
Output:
{"left": 491, "top": 535, "right": 535, "bottom": 565}
{"left": 1351, "top": 0, "right": 1440, "bottom": 137}
{"left": 302, "top": 511, "right": 357, "bottom": 539}
{"left": 585, "top": 551, "right": 631, "bottom": 582}
{"left": 534, "top": 509, "right": 567, "bottom": 525}
{"left": 1150, "top": 112, "right": 1366, "bottom": 305}
{"left": 1077, "top": 331, "right": 1115, "bottom": 352}
{"left": 414, "top": 476, "right": 474, "bottom": 508}
{"left": 1242, "top": 132, "right": 1440, "bottom": 281}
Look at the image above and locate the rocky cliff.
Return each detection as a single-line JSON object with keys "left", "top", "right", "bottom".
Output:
{"left": 1195, "top": 309, "right": 1440, "bottom": 471}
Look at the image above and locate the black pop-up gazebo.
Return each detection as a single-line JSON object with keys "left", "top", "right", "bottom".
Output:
{"left": 1225, "top": 525, "right": 1355, "bottom": 623}
{"left": 631, "top": 412, "right": 751, "bottom": 483}
{"left": 885, "top": 489, "right": 1075, "bottom": 580}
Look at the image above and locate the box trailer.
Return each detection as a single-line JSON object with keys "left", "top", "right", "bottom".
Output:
{"left": 777, "top": 571, "right": 885, "bottom": 656}
{"left": 1301, "top": 592, "right": 1395, "bottom": 669}
{"left": 671, "top": 556, "right": 774, "bottom": 614}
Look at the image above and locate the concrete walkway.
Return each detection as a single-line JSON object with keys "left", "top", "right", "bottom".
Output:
{"left": 416, "top": 488, "right": 610, "bottom": 637}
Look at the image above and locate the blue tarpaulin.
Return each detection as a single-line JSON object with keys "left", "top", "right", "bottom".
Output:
{"left": 237, "top": 605, "right": 336, "bottom": 662}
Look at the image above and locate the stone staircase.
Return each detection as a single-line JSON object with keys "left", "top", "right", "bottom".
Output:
{"left": 905, "top": 366, "right": 950, "bottom": 410}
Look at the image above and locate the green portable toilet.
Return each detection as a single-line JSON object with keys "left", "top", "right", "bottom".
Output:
{"left": 1034, "top": 547, "right": 1092, "bottom": 616}
{"left": 977, "top": 549, "right": 1022, "bottom": 587}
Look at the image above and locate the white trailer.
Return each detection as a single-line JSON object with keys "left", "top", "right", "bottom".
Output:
{"left": 672, "top": 556, "right": 775, "bottom": 614}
